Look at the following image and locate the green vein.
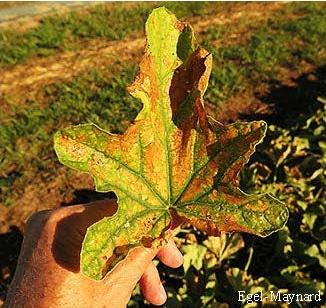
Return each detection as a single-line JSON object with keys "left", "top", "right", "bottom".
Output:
{"left": 177, "top": 187, "right": 215, "bottom": 208}
{"left": 138, "top": 133, "right": 145, "bottom": 174}
{"left": 102, "top": 181, "right": 165, "bottom": 210}
{"left": 173, "top": 127, "right": 259, "bottom": 205}
{"left": 173, "top": 149, "right": 214, "bottom": 206}
{"left": 61, "top": 133, "right": 167, "bottom": 206}
{"left": 156, "top": 47, "right": 173, "bottom": 205}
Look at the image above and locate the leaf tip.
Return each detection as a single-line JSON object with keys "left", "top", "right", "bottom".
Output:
{"left": 245, "top": 193, "right": 289, "bottom": 238}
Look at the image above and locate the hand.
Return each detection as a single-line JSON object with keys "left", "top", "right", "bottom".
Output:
{"left": 5, "top": 200, "right": 183, "bottom": 308}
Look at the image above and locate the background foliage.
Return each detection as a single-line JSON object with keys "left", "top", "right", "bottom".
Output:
{"left": 0, "top": 2, "right": 325, "bottom": 307}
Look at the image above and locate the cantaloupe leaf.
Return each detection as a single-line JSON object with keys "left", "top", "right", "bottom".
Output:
{"left": 54, "top": 7, "right": 288, "bottom": 280}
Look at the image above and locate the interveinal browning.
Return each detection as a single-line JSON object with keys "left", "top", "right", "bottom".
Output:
{"left": 54, "top": 7, "right": 289, "bottom": 280}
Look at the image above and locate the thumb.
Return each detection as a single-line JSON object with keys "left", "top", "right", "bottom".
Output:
{"left": 101, "top": 229, "right": 178, "bottom": 288}
{"left": 101, "top": 246, "right": 158, "bottom": 305}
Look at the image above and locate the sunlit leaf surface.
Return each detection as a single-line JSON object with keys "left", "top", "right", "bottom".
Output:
{"left": 54, "top": 7, "right": 288, "bottom": 280}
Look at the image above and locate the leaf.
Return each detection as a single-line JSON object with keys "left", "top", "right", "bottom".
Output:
{"left": 305, "top": 244, "right": 326, "bottom": 269}
{"left": 302, "top": 213, "right": 317, "bottom": 231}
{"left": 182, "top": 244, "right": 207, "bottom": 272}
{"left": 54, "top": 7, "right": 288, "bottom": 280}
{"left": 321, "top": 240, "right": 326, "bottom": 254}
{"left": 203, "top": 233, "right": 244, "bottom": 265}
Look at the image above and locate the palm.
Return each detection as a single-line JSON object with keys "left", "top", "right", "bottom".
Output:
{"left": 6, "top": 200, "right": 183, "bottom": 307}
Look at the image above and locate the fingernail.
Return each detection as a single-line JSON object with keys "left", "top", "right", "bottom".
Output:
{"left": 174, "top": 249, "right": 184, "bottom": 266}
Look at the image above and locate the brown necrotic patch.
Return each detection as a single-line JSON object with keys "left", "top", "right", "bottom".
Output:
{"left": 170, "top": 48, "right": 211, "bottom": 130}
{"left": 217, "top": 215, "right": 253, "bottom": 234}
{"left": 101, "top": 243, "right": 135, "bottom": 276}
{"left": 185, "top": 215, "right": 220, "bottom": 237}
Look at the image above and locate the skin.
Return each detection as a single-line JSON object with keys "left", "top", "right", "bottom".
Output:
{"left": 5, "top": 200, "right": 183, "bottom": 308}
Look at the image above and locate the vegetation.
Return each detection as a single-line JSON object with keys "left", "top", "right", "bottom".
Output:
{"left": 203, "top": 2, "right": 326, "bottom": 103}
{"left": 0, "top": 2, "right": 209, "bottom": 67}
{"left": 0, "top": 2, "right": 325, "bottom": 307}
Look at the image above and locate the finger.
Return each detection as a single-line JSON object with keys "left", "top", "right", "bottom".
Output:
{"left": 140, "top": 261, "right": 167, "bottom": 306}
{"left": 104, "top": 246, "right": 157, "bottom": 286}
{"left": 157, "top": 239, "right": 183, "bottom": 268}
{"left": 102, "top": 247, "right": 158, "bottom": 307}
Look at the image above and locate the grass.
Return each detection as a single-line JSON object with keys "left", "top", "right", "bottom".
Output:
{"left": 0, "top": 2, "right": 210, "bottom": 67}
{"left": 202, "top": 2, "right": 326, "bottom": 103}
{"left": 281, "top": 3, "right": 326, "bottom": 64}
{"left": 0, "top": 64, "right": 140, "bottom": 204}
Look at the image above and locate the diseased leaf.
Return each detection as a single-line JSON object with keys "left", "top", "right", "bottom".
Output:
{"left": 54, "top": 7, "right": 289, "bottom": 280}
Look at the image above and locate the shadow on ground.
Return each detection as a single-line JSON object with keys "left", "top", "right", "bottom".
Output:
{"left": 0, "top": 226, "right": 23, "bottom": 303}
{"left": 240, "top": 65, "right": 326, "bottom": 127}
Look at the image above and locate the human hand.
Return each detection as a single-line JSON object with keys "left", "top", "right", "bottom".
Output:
{"left": 5, "top": 200, "right": 183, "bottom": 308}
